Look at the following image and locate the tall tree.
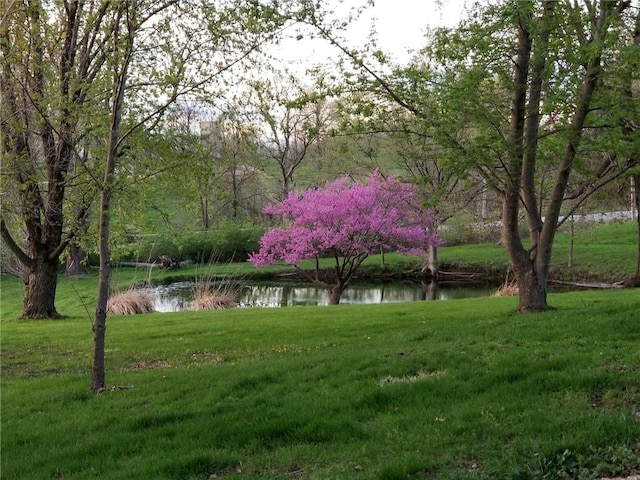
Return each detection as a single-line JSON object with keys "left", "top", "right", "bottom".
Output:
{"left": 197, "top": 111, "right": 263, "bottom": 225}
{"left": 0, "top": 0, "right": 310, "bottom": 320}
{"left": 306, "top": 0, "right": 638, "bottom": 312}
{"left": 430, "top": 1, "right": 640, "bottom": 312}
{"left": 87, "top": 0, "right": 305, "bottom": 391}
{"left": 1, "top": 0, "right": 112, "bottom": 318}
{"left": 246, "top": 74, "right": 333, "bottom": 200}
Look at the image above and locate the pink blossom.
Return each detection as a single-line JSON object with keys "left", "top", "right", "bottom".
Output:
{"left": 249, "top": 172, "right": 442, "bottom": 303}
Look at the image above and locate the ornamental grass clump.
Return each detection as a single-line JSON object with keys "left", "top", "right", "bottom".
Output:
{"left": 106, "top": 289, "right": 155, "bottom": 315}
{"left": 192, "top": 290, "right": 236, "bottom": 310}
{"left": 493, "top": 270, "right": 519, "bottom": 297}
{"left": 191, "top": 275, "right": 237, "bottom": 311}
{"left": 493, "top": 279, "right": 519, "bottom": 297}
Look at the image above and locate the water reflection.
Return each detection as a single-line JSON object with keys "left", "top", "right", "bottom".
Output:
{"left": 152, "top": 281, "right": 494, "bottom": 311}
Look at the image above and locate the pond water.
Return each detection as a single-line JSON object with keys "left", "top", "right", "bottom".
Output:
{"left": 152, "top": 281, "right": 496, "bottom": 312}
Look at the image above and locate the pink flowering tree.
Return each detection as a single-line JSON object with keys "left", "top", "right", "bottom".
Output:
{"left": 249, "top": 171, "right": 443, "bottom": 304}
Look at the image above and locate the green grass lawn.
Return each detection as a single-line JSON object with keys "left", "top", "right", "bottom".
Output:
{"left": 438, "top": 221, "right": 638, "bottom": 280}
{"left": 1, "top": 221, "right": 638, "bottom": 479}
{"left": 2, "top": 290, "right": 639, "bottom": 480}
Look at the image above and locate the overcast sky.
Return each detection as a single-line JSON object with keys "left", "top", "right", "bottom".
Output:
{"left": 272, "top": 0, "right": 471, "bottom": 70}
{"left": 356, "top": 0, "right": 470, "bottom": 60}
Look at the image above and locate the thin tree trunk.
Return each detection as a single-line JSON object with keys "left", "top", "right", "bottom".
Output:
{"left": 426, "top": 245, "right": 438, "bottom": 277}
{"left": 568, "top": 215, "right": 574, "bottom": 268}
{"left": 631, "top": 176, "right": 637, "bottom": 221}
{"left": 634, "top": 174, "right": 640, "bottom": 278}
{"left": 200, "top": 196, "right": 209, "bottom": 231}
{"left": 92, "top": 4, "right": 132, "bottom": 393}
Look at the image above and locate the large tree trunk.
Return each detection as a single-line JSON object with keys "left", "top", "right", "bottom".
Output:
{"left": 513, "top": 260, "right": 547, "bottom": 313}
{"left": 23, "top": 257, "right": 62, "bottom": 319}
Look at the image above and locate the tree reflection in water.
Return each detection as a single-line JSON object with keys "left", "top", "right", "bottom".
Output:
{"left": 152, "top": 281, "right": 495, "bottom": 311}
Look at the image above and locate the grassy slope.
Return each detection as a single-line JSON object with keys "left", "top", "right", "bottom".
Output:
{"left": 438, "top": 221, "right": 638, "bottom": 280}
{"left": 2, "top": 290, "right": 639, "bottom": 480}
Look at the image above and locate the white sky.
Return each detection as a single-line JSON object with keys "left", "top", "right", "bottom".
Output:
{"left": 353, "top": 0, "right": 470, "bottom": 60}
{"left": 272, "top": 0, "right": 471, "bottom": 70}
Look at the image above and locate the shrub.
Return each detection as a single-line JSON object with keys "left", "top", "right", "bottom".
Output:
{"left": 191, "top": 275, "right": 237, "bottom": 311}
{"left": 120, "top": 221, "right": 265, "bottom": 264}
{"left": 493, "top": 270, "right": 519, "bottom": 297}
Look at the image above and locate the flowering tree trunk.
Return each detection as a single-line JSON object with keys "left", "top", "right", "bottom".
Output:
{"left": 329, "top": 281, "right": 346, "bottom": 305}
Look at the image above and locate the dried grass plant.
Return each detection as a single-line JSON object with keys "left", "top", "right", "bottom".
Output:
{"left": 192, "top": 290, "right": 237, "bottom": 310}
{"left": 493, "top": 276, "right": 519, "bottom": 297}
{"left": 191, "top": 274, "right": 237, "bottom": 311}
{"left": 493, "top": 280, "right": 519, "bottom": 297}
{"left": 107, "top": 289, "right": 155, "bottom": 315}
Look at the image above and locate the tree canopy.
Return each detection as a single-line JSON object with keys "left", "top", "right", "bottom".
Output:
{"left": 309, "top": 0, "right": 640, "bottom": 311}
{"left": 250, "top": 171, "right": 442, "bottom": 304}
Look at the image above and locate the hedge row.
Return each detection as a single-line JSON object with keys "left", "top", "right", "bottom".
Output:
{"left": 119, "top": 222, "right": 265, "bottom": 264}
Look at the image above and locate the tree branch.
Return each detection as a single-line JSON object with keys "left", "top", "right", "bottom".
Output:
{"left": 0, "top": 217, "right": 33, "bottom": 267}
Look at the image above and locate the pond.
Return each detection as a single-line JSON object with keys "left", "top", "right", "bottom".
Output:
{"left": 152, "top": 281, "right": 496, "bottom": 312}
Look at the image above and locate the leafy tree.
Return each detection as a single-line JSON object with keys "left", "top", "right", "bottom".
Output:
{"left": 440, "top": 1, "right": 638, "bottom": 312}
{"left": 88, "top": 0, "right": 310, "bottom": 391}
{"left": 249, "top": 171, "right": 442, "bottom": 304}
{"left": 245, "top": 73, "right": 334, "bottom": 200}
{"left": 1, "top": 0, "right": 113, "bottom": 318}
{"left": 0, "top": 0, "right": 307, "bottom": 319}
{"left": 198, "top": 111, "right": 264, "bottom": 224}
{"left": 306, "top": 0, "right": 639, "bottom": 312}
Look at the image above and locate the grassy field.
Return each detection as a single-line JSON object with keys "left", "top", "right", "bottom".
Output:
{"left": 1, "top": 221, "right": 638, "bottom": 479}
{"left": 2, "top": 289, "right": 639, "bottom": 480}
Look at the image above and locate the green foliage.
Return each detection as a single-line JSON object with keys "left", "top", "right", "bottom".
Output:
{"left": 122, "top": 221, "right": 265, "bottom": 264}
